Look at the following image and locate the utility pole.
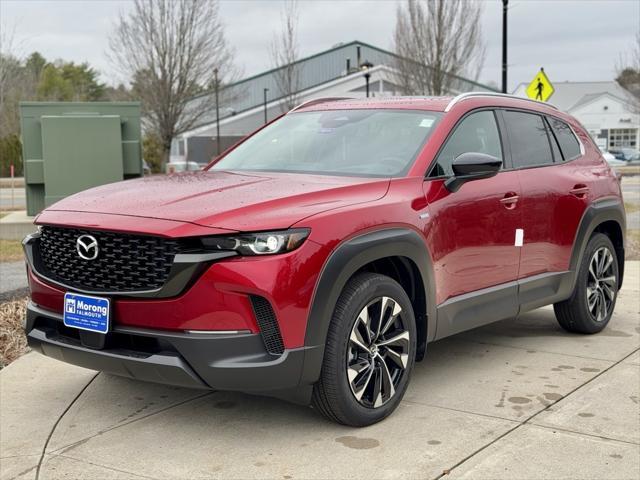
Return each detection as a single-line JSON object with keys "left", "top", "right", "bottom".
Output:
{"left": 263, "top": 88, "right": 269, "bottom": 124}
{"left": 502, "top": 0, "right": 508, "bottom": 94}
{"left": 214, "top": 68, "right": 221, "bottom": 156}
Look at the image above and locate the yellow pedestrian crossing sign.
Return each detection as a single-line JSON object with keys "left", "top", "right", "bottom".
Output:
{"left": 526, "top": 68, "right": 555, "bottom": 102}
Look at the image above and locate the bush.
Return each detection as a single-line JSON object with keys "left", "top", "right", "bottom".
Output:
{"left": 142, "top": 133, "right": 164, "bottom": 173}
{"left": 0, "top": 135, "right": 23, "bottom": 177}
{"left": 0, "top": 296, "right": 29, "bottom": 368}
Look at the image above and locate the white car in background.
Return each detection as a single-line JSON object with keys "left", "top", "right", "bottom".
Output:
{"left": 600, "top": 148, "right": 625, "bottom": 167}
{"left": 167, "top": 137, "right": 202, "bottom": 173}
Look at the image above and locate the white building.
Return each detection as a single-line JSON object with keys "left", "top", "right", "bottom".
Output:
{"left": 177, "top": 40, "right": 497, "bottom": 164}
{"left": 513, "top": 81, "right": 639, "bottom": 151}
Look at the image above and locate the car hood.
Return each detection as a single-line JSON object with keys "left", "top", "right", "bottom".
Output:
{"left": 44, "top": 170, "right": 390, "bottom": 231}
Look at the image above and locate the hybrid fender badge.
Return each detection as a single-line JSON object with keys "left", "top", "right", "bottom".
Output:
{"left": 76, "top": 234, "right": 99, "bottom": 260}
{"left": 514, "top": 229, "right": 524, "bottom": 247}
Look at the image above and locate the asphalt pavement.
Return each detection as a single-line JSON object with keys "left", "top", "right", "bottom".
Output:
{"left": 0, "top": 262, "right": 27, "bottom": 299}
{"left": 0, "top": 186, "right": 25, "bottom": 210}
{"left": 623, "top": 180, "right": 640, "bottom": 229}
{"left": 1, "top": 262, "right": 638, "bottom": 480}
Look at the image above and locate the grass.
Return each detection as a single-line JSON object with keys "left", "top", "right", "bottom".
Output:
{"left": 0, "top": 240, "right": 24, "bottom": 262}
{"left": 625, "top": 202, "right": 640, "bottom": 214}
{"left": 0, "top": 296, "right": 29, "bottom": 368}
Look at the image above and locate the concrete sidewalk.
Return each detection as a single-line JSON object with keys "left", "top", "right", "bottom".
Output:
{"left": 1, "top": 263, "right": 639, "bottom": 480}
{"left": 0, "top": 211, "right": 35, "bottom": 241}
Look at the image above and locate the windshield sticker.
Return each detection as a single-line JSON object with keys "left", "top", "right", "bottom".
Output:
{"left": 419, "top": 118, "right": 435, "bottom": 128}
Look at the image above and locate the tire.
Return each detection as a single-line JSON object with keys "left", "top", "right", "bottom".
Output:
{"left": 554, "top": 233, "right": 619, "bottom": 334}
{"left": 312, "top": 272, "right": 417, "bottom": 426}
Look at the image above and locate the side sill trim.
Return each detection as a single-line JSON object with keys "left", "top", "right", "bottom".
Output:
{"left": 434, "top": 271, "right": 573, "bottom": 341}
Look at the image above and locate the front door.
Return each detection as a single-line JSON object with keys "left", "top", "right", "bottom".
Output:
{"left": 423, "top": 110, "right": 522, "bottom": 338}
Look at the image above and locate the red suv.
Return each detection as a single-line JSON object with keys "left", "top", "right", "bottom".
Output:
{"left": 23, "top": 93, "right": 626, "bottom": 426}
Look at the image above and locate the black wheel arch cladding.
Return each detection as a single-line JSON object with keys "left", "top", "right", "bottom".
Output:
{"left": 569, "top": 197, "right": 626, "bottom": 290}
{"left": 301, "top": 227, "right": 435, "bottom": 385}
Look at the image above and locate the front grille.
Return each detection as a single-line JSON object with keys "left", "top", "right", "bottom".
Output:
{"left": 39, "top": 226, "right": 180, "bottom": 293}
{"left": 249, "top": 295, "right": 285, "bottom": 355}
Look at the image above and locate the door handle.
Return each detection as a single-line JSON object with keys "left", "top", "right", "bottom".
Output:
{"left": 500, "top": 192, "right": 519, "bottom": 210}
{"left": 570, "top": 184, "right": 589, "bottom": 198}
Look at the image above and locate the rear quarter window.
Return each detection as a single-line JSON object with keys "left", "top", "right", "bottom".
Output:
{"left": 548, "top": 117, "right": 581, "bottom": 160}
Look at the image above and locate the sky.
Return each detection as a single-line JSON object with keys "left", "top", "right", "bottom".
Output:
{"left": 1, "top": 0, "right": 638, "bottom": 92}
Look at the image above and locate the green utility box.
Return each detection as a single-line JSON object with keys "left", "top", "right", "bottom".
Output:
{"left": 20, "top": 102, "right": 142, "bottom": 216}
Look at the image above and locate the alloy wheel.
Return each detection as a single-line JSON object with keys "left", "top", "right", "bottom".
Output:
{"left": 586, "top": 246, "right": 617, "bottom": 322}
{"left": 346, "top": 296, "right": 410, "bottom": 408}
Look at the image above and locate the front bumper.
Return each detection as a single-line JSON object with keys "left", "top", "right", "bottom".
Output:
{"left": 26, "top": 302, "right": 319, "bottom": 399}
{"left": 24, "top": 230, "right": 327, "bottom": 348}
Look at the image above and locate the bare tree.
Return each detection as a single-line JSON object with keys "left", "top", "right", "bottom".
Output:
{"left": 270, "top": 0, "right": 302, "bottom": 113}
{"left": 616, "top": 31, "right": 640, "bottom": 109}
{"left": 393, "top": 0, "right": 485, "bottom": 96}
{"left": 108, "top": 0, "right": 236, "bottom": 167}
{"left": 0, "top": 23, "right": 27, "bottom": 138}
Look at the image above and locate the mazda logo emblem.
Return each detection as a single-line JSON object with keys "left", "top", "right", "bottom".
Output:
{"left": 76, "top": 235, "right": 99, "bottom": 260}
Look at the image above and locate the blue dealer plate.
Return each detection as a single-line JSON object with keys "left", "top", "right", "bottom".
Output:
{"left": 63, "top": 293, "right": 110, "bottom": 334}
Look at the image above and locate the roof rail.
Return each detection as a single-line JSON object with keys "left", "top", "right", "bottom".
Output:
{"left": 289, "top": 97, "right": 353, "bottom": 113}
{"left": 444, "top": 92, "right": 558, "bottom": 112}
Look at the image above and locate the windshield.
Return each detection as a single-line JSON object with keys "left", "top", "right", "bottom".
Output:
{"left": 210, "top": 109, "right": 442, "bottom": 177}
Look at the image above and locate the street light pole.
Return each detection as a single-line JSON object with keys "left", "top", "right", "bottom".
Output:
{"left": 214, "top": 68, "right": 220, "bottom": 156}
{"left": 360, "top": 61, "right": 374, "bottom": 98}
{"left": 263, "top": 88, "right": 269, "bottom": 124}
{"left": 502, "top": 0, "right": 508, "bottom": 94}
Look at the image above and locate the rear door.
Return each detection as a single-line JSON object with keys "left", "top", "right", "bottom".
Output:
{"left": 504, "top": 110, "right": 588, "bottom": 279}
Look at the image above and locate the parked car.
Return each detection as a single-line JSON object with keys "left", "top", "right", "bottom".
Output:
{"left": 23, "top": 93, "right": 625, "bottom": 426}
{"left": 599, "top": 148, "right": 618, "bottom": 164}
{"left": 609, "top": 147, "right": 640, "bottom": 164}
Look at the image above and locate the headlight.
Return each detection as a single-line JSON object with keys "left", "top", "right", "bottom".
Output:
{"left": 200, "top": 229, "right": 310, "bottom": 255}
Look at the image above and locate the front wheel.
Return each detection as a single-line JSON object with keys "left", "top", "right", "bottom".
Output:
{"left": 312, "top": 273, "right": 417, "bottom": 426}
{"left": 554, "top": 233, "right": 619, "bottom": 334}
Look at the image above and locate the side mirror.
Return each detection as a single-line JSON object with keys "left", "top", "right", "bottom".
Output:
{"left": 444, "top": 152, "right": 502, "bottom": 192}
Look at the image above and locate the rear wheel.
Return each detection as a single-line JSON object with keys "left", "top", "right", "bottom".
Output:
{"left": 312, "top": 273, "right": 416, "bottom": 426}
{"left": 554, "top": 233, "right": 619, "bottom": 334}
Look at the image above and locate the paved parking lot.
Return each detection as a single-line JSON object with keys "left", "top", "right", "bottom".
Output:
{"left": 0, "top": 262, "right": 26, "bottom": 298}
{"left": 0, "top": 186, "right": 25, "bottom": 210}
{"left": 1, "top": 262, "right": 639, "bottom": 480}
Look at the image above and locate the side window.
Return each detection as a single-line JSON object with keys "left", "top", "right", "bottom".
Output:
{"left": 548, "top": 117, "right": 581, "bottom": 161}
{"left": 429, "top": 111, "right": 502, "bottom": 177}
{"left": 504, "top": 111, "right": 554, "bottom": 168}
